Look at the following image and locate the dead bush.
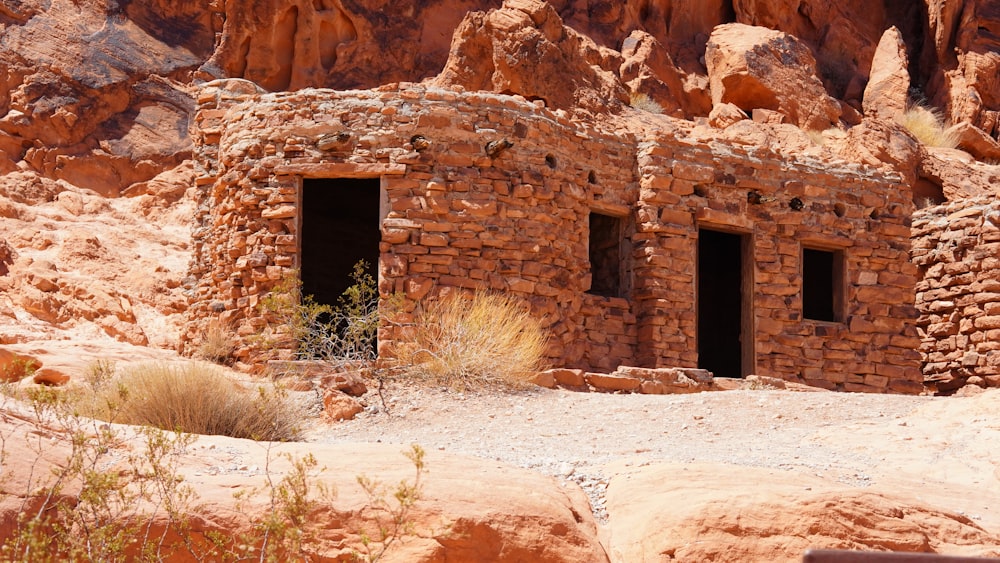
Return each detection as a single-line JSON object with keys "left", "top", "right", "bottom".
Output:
{"left": 397, "top": 291, "right": 549, "bottom": 390}
{"left": 77, "top": 362, "right": 303, "bottom": 441}
{"left": 895, "top": 103, "right": 960, "bottom": 148}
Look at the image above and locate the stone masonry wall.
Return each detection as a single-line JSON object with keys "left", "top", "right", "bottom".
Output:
{"left": 183, "top": 79, "right": 922, "bottom": 393}
{"left": 633, "top": 135, "right": 922, "bottom": 392}
{"left": 912, "top": 198, "right": 1000, "bottom": 393}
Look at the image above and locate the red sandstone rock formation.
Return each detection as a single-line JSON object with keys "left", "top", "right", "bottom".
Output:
{"left": 705, "top": 23, "right": 842, "bottom": 131}
{"left": 0, "top": 406, "right": 610, "bottom": 562}
{"left": 605, "top": 463, "right": 1000, "bottom": 561}
{"left": 429, "top": 0, "right": 627, "bottom": 114}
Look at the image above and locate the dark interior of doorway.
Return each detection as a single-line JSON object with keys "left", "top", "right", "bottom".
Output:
{"left": 300, "top": 178, "right": 380, "bottom": 313}
{"left": 698, "top": 229, "right": 744, "bottom": 378}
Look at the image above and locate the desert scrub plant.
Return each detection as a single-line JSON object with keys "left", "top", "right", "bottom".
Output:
{"left": 628, "top": 92, "right": 664, "bottom": 114}
{"left": 895, "top": 102, "right": 961, "bottom": 148}
{"left": 75, "top": 361, "right": 304, "bottom": 441}
{"left": 354, "top": 444, "right": 426, "bottom": 562}
{"left": 397, "top": 291, "right": 549, "bottom": 390}
{"left": 198, "top": 318, "right": 237, "bottom": 365}
{"left": 258, "top": 261, "right": 383, "bottom": 366}
{"left": 1, "top": 387, "right": 198, "bottom": 562}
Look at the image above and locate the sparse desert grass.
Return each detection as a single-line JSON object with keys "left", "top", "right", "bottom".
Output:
{"left": 397, "top": 291, "right": 549, "bottom": 390}
{"left": 76, "top": 361, "right": 304, "bottom": 441}
{"left": 197, "top": 319, "right": 236, "bottom": 364}
{"left": 895, "top": 103, "right": 961, "bottom": 148}
{"left": 629, "top": 92, "right": 664, "bottom": 114}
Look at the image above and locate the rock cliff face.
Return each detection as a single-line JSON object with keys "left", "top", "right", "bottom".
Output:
{"left": 0, "top": 0, "right": 997, "bottom": 198}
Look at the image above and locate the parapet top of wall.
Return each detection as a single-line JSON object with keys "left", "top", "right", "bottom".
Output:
{"left": 194, "top": 81, "right": 902, "bottom": 188}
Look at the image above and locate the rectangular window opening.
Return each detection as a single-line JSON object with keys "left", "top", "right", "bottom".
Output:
{"left": 587, "top": 212, "right": 623, "bottom": 298}
{"left": 802, "top": 247, "right": 845, "bottom": 322}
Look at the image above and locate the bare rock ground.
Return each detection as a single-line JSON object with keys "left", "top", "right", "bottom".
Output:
{"left": 312, "top": 381, "right": 1000, "bottom": 557}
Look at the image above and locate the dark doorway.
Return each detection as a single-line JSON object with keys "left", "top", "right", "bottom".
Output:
{"left": 300, "top": 178, "right": 381, "bottom": 307}
{"left": 697, "top": 228, "right": 750, "bottom": 378}
{"left": 588, "top": 212, "right": 623, "bottom": 297}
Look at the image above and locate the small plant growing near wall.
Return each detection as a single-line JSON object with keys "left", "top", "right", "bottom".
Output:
{"left": 396, "top": 291, "right": 550, "bottom": 390}
{"left": 258, "top": 261, "right": 382, "bottom": 366}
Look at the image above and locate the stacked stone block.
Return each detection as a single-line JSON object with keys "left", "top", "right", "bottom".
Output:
{"left": 183, "top": 80, "right": 922, "bottom": 393}
{"left": 913, "top": 198, "right": 1000, "bottom": 393}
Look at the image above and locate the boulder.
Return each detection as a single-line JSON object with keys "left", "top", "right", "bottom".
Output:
{"left": 429, "top": 0, "right": 627, "bottom": 114}
{"left": 604, "top": 462, "right": 1000, "bottom": 562}
{"left": 0, "top": 348, "right": 41, "bottom": 382}
{"left": 32, "top": 367, "right": 70, "bottom": 386}
{"left": 863, "top": 27, "right": 910, "bottom": 120}
{"left": 835, "top": 118, "right": 923, "bottom": 186}
{"left": 708, "top": 102, "right": 748, "bottom": 129}
{"left": 619, "top": 30, "right": 710, "bottom": 119}
{"left": 322, "top": 390, "right": 364, "bottom": 421}
{"left": 706, "top": 23, "right": 842, "bottom": 130}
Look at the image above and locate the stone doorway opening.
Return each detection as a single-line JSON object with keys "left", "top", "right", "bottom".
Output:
{"left": 299, "top": 178, "right": 381, "bottom": 310}
{"left": 697, "top": 228, "right": 753, "bottom": 378}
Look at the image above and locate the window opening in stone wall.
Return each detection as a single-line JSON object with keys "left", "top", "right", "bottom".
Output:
{"left": 300, "top": 177, "right": 381, "bottom": 318}
{"left": 802, "top": 247, "right": 844, "bottom": 323}
{"left": 587, "top": 212, "right": 623, "bottom": 298}
{"left": 697, "top": 228, "right": 750, "bottom": 378}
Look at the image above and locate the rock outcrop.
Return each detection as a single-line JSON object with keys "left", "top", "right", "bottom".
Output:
{"left": 605, "top": 462, "right": 1000, "bottom": 562}
{"left": 863, "top": 26, "right": 911, "bottom": 120}
{"left": 705, "top": 23, "right": 842, "bottom": 130}
{"left": 430, "top": 0, "right": 627, "bottom": 114}
{"left": 0, "top": 404, "right": 609, "bottom": 562}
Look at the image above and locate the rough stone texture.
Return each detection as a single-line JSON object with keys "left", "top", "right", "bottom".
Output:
{"left": 0, "top": 0, "right": 207, "bottom": 196}
{"left": 863, "top": 26, "right": 910, "bottom": 120}
{"left": 705, "top": 23, "right": 842, "bottom": 131}
{"left": 183, "top": 81, "right": 921, "bottom": 393}
{"left": 604, "top": 462, "right": 1000, "bottom": 562}
{"left": 912, "top": 198, "right": 1000, "bottom": 394}
{"left": 619, "top": 30, "right": 711, "bottom": 119}
{"left": 0, "top": 404, "right": 610, "bottom": 562}
{"left": 428, "top": 0, "right": 627, "bottom": 115}
{"left": 322, "top": 389, "right": 363, "bottom": 421}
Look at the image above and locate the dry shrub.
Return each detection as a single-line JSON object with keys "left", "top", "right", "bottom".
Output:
{"left": 895, "top": 103, "right": 960, "bottom": 148}
{"left": 629, "top": 92, "right": 664, "bottom": 114}
{"left": 78, "top": 362, "right": 303, "bottom": 441}
{"left": 197, "top": 319, "right": 236, "bottom": 364}
{"left": 398, "top": 291, "right": 549, "bottom": 389}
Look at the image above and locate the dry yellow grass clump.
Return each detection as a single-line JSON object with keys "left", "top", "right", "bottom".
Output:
{"left": 398, "top": 291, "right": 549, "bottom": 390}
{"left": 895, "top": 103, "right": 961, "bottom": 148}
{"left": 77, "top": 361, "right": 303, "bottom": 441}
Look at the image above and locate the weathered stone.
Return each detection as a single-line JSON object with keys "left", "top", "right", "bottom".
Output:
{"left": 862, "top": 27, "right": 910, "bottom": 120}
{"left": 323, "top": 390, "right": 364, "bottom": 421}
{"left": 705, "top": 23, "right": 842, "bottom": 130}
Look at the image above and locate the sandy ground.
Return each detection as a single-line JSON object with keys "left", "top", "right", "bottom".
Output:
{"left": 309, "top": 381, "right": 1000, "bottom": 529}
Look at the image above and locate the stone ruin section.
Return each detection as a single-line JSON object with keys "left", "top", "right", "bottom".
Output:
{"left": 913, "top": 198, "right": 1000, "bottom": 394}
{"left": 183, "top": 79, "right": 922, "bottom": 393}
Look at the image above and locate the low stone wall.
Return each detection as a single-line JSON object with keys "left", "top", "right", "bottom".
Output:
{"left": 912, "top": 198, "right": 1000, "bottom": 393}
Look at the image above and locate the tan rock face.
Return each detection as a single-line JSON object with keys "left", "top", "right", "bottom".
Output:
{"left": 605, "top": 463, "right": 1000, "bottom": 562}
{"left": 0, "top": 1, "right": 206, "bottom": 196}
{"left": 0, "top": 407, "right": 609, "bottom": 563}
{"left": 863, "top": 26, "right": 910, "bottom": 120}
{"left": 705, "top": 23, "right": 842, "bottom": 130}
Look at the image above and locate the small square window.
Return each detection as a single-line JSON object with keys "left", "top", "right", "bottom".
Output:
{"left": 802, "top": 247, "right": 844, "bottom": 322}
{"left": 588, "top": 212, "right": 623, "bottom": 297}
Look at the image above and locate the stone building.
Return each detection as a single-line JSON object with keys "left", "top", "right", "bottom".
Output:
{"left": 183, "top": 79, "right": 923, "bottom": 393}
{"left": 913, "top": 198, "right": 1000, "bottom": 393}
